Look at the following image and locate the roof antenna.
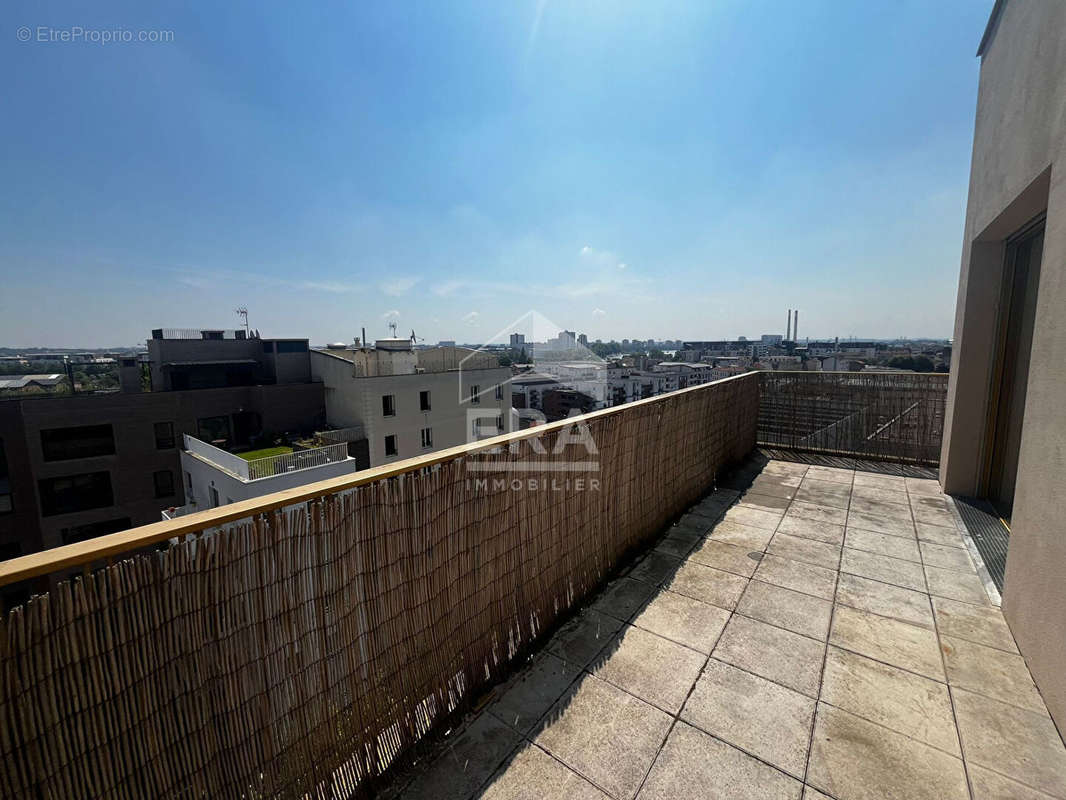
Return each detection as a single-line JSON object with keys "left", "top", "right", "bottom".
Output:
{"left": 388, "top": 321, "right": 398, "bottom": 338}
{"left": 235, "top": 307, "right": 249, "bottom": 335}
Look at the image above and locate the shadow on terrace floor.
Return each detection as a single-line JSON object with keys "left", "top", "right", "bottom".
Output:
{"left": 382, "top": 452, "right": 1065, "bottom": 800}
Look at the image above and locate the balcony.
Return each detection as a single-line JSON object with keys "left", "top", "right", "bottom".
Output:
{"left": 0, "top": 372, "right": 1062, "bottom": 800}
{"left": 183, "top": 434, "right": 352, "bottom": 481}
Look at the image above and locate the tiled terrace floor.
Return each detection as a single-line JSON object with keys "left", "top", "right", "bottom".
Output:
{"left": 395, "top": 458, "right": 1066, "bottom": 800}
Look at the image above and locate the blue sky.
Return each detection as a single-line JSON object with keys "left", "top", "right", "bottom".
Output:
{"left": 1, "top": 0, "right": 990, "bottom": 347}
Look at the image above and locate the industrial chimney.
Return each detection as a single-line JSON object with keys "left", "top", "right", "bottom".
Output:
{"left": 794, "top": 310, "right": 799, "bottom": 342}
{"left": 786, "top": 309, "right": 792, "bottom": 341}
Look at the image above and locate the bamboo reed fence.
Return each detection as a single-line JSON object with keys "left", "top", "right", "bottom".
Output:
{"left": 0, "top": 373, "right": 759, "bottom": 799}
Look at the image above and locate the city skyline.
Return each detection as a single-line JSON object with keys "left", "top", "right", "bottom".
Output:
{"left": 1, "top": 1, "right": 988, "bottom": 346}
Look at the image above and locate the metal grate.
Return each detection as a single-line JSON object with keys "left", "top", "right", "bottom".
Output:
{"left": 954, "top": 496, "right": 1010, "bottom": 592}
{"left": 757, "top": 372, "right": 948, "bottom": 466}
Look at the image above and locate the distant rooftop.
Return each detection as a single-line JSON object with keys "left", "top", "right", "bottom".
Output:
{"left": 0, "top": 374, "right": 64, "bottom": 390}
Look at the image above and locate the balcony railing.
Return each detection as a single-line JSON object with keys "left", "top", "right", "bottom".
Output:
{"left": 0, "top": 372, "right": 759, "bottom": 799}
{"left": 183, "top": 434, "right": 352, "bottom": 481}
{"left": 757, "top": 371, "right": 948, "bottom": 465}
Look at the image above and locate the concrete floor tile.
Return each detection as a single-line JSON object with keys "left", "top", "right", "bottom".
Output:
{"left": 403, "top": 713, "right": 521, "bottom": 800}
{"left": 805, "top": 466, "right": 854, "bottom": 484}
{"left": 924, "top": 565, "right": 990, "bottom": 605}
{"left": 489, "top": 653, "right": 582, "bottom": 734}
{"left": 480, "top": 744, "right": 610, "bottom": 800}
{"left": 848, "top": 495, "right": 912, "bottom": 517}
{"left": 953, "top": 687, "right": 1066, "bottom": 797}
{"left": 591, "top": 625, "right": 706, "bottom": 714}
{"left": 802, "top": 788, "right": 834, "bottom": 800}
{"left": 737, "top": 579, "right": 832, "bottom": 641}
{"left": 654, "top": 528, "right": 701, "bottom": 559}
{"left": 795, "top": 480, "right": 852, "bottom": 509}
{"left": 763, "top": 460, "right": 809, "bottom": 477}
{"left": 739, "top": 491, "right": 792, "bottom": 512}
{"left": 682, "top": 659, "right": 815, "bottom": 778}
{"left": 723, "top": 503, "right": 786, "bottom": 530}
{"left": 835, "top": 573, "right": 933, "bottom": 629}
{"left": 919, "top": 541, "right": 975, "bottom": 572}
{"left": 830, "top": 605, "right": 944, "bottom": 680}
{"left": 747, "top": 472, "right": 802, "bottom": 498}
{"left": 631, "top": 589, "right": 731, "bottom": 653}
{"left": 786, "top": 501, "right": 848, "bottom": 526}
{"left": 967, "top": 763, "right": 1063, "bottom": 800}
{"left": 821, "top": 646, "right": 960, "bottom": 755}
{"left": 637, "top": 722, "right": 802, "bottom": 800}
{"left": 775, "top": 516, "right": 845, "bottom": 546}
{"left": 845, "top": 508, "right": 916, "bottom": 538}
{"left": 807, "top": 704, "right": 969, "bottom": 800}
{"left": 916, "top": 522, "right": 967, "bottom": 548}
{"left": 932, "top": 597, "right": 1018, "bottom": 652}
{"left": 687, "top": 538, "right": 762, "bottom": 578}
{"left": 845, "top": 528, "right": 922, "bottom": 562}
{"left": 905, "top": 477, "right": 943, "bottom": 496}
{"left": 940, "top": 635, "right": 1046, "bottom": 713}
{"left": 706, "top": 520, "right": 775, "bottom": 552}
{"left": 546, "top": 610, "right": 624, "bottom": 669}
{"left": 853, "top": 472, "right": 907, "bottom": 491}
{"left": 753, "top": 553, "right": 837, "bottom": 601}
{"left": 629, "top": 551, "right": 682, "bottom": 585}
{"left": 713, "top": 614, "right": 825, "bottom": 697}
{"left": 676, "top": 511, "right": 717, "bottom": 533}
{"left": 910, "top": 497, "right": 957, "bottom": 528}
{"left": 840, "top": 547, "right": 926, "bottom": 592}
{"left": 534, "top": 675, "right": 672, "bottom": 800}
{"left": 590, "top": 577, "right": 658, "bottom": 622}
{"left": 851, "top": 484, "right": 909, "bottom": 506}
{"left": 662, "top": 560, "right": 750, "bottom": 611}
{"left": 767, "top": 533, "right": 841, "bottom": 570}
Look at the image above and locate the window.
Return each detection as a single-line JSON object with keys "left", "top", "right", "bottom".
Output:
{"left": 382, "top": 394, "right": 396, "bottom": 417}
{"left": 0, "top": 439, "right": 11, "bottom": 514}
{"left": 471, "top": 419, "right": 480, "bottom": 438}
{"left": 420, "top": 390, "right": 431, "bottom": 411}
{"left": 384, "top": 435, "right": 398, "bottom": 456}
{"left": 40, "top": 424, "right": 115, "bottom": 462}
{"left": 470, "top": 385, "right": 481, "bottom": 404}
{"left": 197, "top": 415, "right": 231, "bottom": 444}
{"left": 60, "top": 517, "right": 131, "bottom": 546}
{"left": 420, "top": 427, "right": 433, "bottom": 448}
{"left": 497, "top": 415, "right": 504, "bottom": 433}
{"left": 276, "top": 340, "right": 308, "bottom": 353}
{"left": 209, "top": 486, "right": 220, "bottom": 508}
{"left": 38, "top": 472, "right": 113, "bottom": 517}
{"left": 153, "top": 469, "right": 175, "bottom": 498}
{"left": 495, "top": 385, "right": 503, "bottom": 400}
{"left": 154, "top": 421, "right": 175, "bottom": 450}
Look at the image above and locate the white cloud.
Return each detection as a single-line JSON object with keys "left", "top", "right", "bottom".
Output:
{"left": 592, "top": 308, "right": 607, "bottom": 317}
{"left": 379, "top": 276, "right": 419, "bottom": 296}
{"left": 580, "top": 245, "right": 591, "bottom": 254}
{"left": 617, "top": 262, "right": 627, "bottom": 270}
{"left": 382, "top": 309, "right": 400, "bottom": 320}
{"left": 432, "top": 279, "right": 464, "bottom": 296}
{"left": 461, "top": 311, "right": 480, "bottom": 326}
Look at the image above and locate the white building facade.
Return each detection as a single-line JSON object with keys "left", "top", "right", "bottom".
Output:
{"left": 311, "top": 340, "right": 512, "bottom": 467}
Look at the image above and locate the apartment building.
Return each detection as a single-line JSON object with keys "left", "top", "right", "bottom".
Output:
{"left": 941, "top": 0, "right": 1066, "bottom": 730}
{"left": 311, "top": 339, "right": 512, "bottom": 466}
{"left": 0, "top": 328, "right": 325, "bottom": 559}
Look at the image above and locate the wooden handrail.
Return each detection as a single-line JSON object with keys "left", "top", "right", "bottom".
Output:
{"left": 0, "top": 371, "right": 759, "bottom": 587}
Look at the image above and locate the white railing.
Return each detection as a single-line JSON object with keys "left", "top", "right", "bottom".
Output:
{"left": 184, "top": 434, "right": 352, "bottom": 481}
{"left": 319, "top": 425, "right": 367, "bottom": 443}
{"left": 245, "top": 442, "right": 350, "bottom": 480}
{"left": 183, "top": 434, "right": 252, "bottom": 479}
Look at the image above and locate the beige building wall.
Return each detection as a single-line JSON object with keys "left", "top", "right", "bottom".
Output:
{"left": 941, "top": 0, "right": 1066, "bottom": 732}
{"left": 312, "top": 350, "right": 511, "bottom": 467}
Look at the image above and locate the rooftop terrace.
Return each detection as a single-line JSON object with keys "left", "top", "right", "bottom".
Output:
{"left": 0, "top": 371, "right": 1061, "bottom": 799}
{"left": 387, "top": 456, "right": 1065, "bottom": 799}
